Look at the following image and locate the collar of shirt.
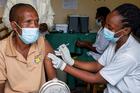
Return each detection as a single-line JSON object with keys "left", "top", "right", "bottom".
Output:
{"left": 5, "top": 32, "right": 43, "bottom": 59}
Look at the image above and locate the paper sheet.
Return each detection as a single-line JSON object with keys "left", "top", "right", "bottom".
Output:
{"left": 63, "top": 0, "right": 77, "bottom": 9}
{"left": 0, "top": 0, "right": 7, "bottom": 7}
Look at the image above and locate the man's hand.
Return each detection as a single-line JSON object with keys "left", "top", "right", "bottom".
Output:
{"left": 47, "top": 53, "right": 66, "bottom": 71}
{"left": 58, "top": 44, "right": 74, "bottom": 66}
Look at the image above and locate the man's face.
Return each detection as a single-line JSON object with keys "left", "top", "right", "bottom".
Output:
{"left": 13, "top": 8, "right": 39, "bottom": 35}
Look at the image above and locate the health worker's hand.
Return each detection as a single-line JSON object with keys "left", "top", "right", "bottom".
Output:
{"left": 48, "top": 53, "right": 66, "bottom": 71}
{"left": 57, "top": 44, "right": 74, "bottom": 66}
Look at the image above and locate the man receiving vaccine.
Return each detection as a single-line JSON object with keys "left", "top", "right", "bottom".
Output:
{"left": 0, "top": 3, "right": 56, "bottom": 93}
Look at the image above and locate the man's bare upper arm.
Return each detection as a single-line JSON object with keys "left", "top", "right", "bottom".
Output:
{"left": 0, "top": 83, "right": 5, "bottom": 93}
{"left": 45, "top": 40, "right": 54, "bottom": 54}
{"left": 44, "top": 40, "right": 56, "bottom": 80}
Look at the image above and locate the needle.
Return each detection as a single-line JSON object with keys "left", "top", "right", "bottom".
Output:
{"left": 55, "top": 43, "right": 69, "bottom": 56}
{"left": 66, "top": 43, "right": 69, "bottom": 46}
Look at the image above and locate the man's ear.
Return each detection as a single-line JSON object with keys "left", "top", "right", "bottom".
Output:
{"left": 123, "top": 27, "right": 131, "bottom": 35}
{"left": 10, "top": 21, "right": 17, "bottom": 31}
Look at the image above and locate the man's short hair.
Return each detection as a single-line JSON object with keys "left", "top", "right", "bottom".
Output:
{"left": 9, "top": 3, "right": 36, "bottom": 22}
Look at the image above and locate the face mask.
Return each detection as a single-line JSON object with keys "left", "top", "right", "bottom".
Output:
{"left": 103, "top": 27, "right": 122, "bottom": 43}
{"left": 15, "top": 22, "right": 40, "bottom": 44}
{"left": 95, "top": 19, "right": 102, "bottom": 27}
